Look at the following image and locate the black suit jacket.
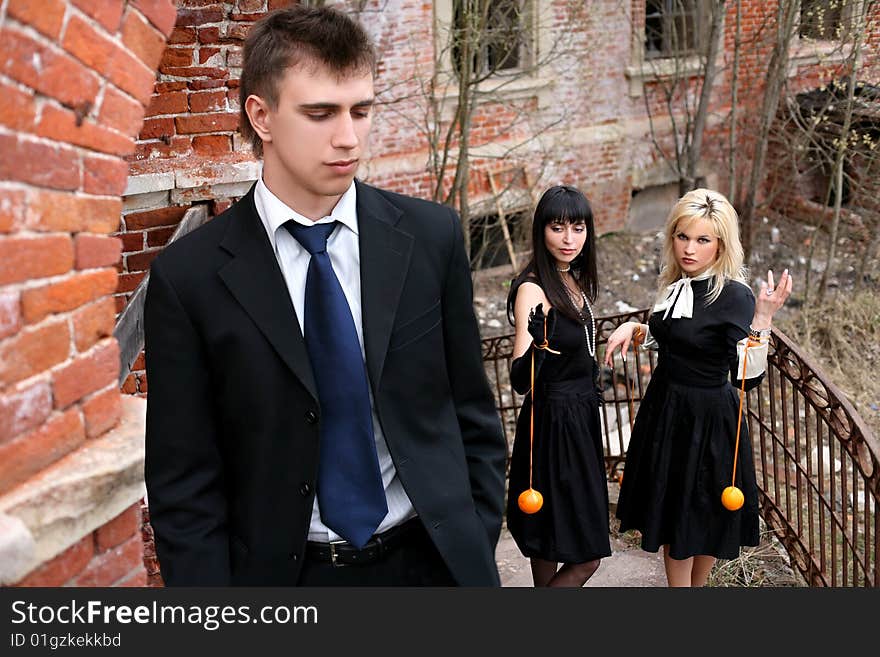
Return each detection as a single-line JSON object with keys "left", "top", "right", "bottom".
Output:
{"left": 143, "top": 181, "right": 507, "bottom": 586}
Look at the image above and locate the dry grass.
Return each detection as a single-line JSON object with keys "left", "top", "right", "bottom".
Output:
{"left": 775, "top": 290, "right": 880, "bottom": 439}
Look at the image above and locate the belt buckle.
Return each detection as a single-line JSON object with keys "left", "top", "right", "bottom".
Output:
{"left": 329, "top": 539, "right": 347, "bottom": 567}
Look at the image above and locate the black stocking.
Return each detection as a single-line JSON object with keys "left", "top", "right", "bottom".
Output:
{"left": 547, "top": 559, "right": 601, "bottom": 587}
{"left": 529, "top": 558, "right": 559, "bottom": 587}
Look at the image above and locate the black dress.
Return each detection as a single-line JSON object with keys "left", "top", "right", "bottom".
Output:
{"left": 616, "top": 277, "right": 762, "bottom": 560}
{"left": 506, "top": 294, "right": 612, "bottom": 564}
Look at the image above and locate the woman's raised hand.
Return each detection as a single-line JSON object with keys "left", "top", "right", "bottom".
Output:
{"left": 754, "top": 269, "right": 793, "bottom": 327}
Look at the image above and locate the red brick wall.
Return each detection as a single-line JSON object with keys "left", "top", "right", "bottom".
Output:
{"left": 17, "top": 502, "right": 147, "bottom": 587}
{"left": 0, "top": 0, "right": 177, "bottom": 587}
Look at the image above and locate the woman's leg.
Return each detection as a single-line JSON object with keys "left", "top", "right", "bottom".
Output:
{"left": 547, "top": 559, "right": 601, "bottom": 587}
{"left": 690, "top": 555, "right": 716, "bottom": 587}
{"left": 530, "top": 558, "right": 559, "bottom": 587}
{"left": 662, "top": 545, "right": 694, "bottom": 587}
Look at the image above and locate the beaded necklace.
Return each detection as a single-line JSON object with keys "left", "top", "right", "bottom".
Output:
{"left": 564, "top": 285, "right": 596, "bottom": 358}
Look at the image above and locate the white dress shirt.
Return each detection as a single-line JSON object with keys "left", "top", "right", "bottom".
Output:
{"left": 254, "top": 178, "right": 416, "bottom": 543}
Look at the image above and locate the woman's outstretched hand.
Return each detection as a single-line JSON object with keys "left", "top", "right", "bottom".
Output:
{"left": 604, "top": 321, "right": 638, "bottom": 367}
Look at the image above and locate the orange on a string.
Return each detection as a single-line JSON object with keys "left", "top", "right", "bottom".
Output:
{"left": 517, "top": 310, "right": 558, "bottom": 515}
{"left": 518, "top": 488, "right": 543, "bottom": 514}
{"left": 724, "top": 336, "right": 763, "bottom": 511}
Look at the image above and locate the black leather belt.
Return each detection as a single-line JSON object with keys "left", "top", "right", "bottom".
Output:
{"left": 305, "top": 518, "right": 422, "bottom": 567}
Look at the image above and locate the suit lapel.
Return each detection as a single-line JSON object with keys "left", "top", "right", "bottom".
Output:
{"left": 217, "top": 188, "right": 318, "bottom": 401}
{"left": 356, "top": 182, "right": 413, "bottom": 394}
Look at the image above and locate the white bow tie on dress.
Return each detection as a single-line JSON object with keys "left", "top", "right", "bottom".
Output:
{"left": 652, "top": 271, "right": 714, "bottom": 320}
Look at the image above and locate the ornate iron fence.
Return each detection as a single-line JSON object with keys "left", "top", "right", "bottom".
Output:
{"left": 481, "top": 309, "right": 880, "bottom": 587}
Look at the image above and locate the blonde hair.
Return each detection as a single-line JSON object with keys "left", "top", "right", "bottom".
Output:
{"left": 656, "top": 188, "right": 748, "bottom": 305}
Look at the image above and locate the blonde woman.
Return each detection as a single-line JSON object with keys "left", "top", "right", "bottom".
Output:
{"left": 604, "top": 189, "right": 792, "bottom": 587}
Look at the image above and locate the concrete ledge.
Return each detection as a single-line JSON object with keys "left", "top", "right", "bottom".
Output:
{"left": 0, "top": 396, "right": 146, "bottom": 585}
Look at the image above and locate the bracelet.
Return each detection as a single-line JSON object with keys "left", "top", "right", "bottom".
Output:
{"left": 748, "top": 324, "right": 771, "bottom": 341}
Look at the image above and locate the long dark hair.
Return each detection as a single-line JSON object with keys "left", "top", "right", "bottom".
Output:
{"left": 506, "top": 185, "right": 599, "bottom": 325}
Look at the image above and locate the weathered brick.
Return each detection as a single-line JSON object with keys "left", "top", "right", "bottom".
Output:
{"left": 26, "top": 190, "right": 122, "bottom": 234}
{"left": 21, "top": 269, "right": 118, "bottom": 325}
{"left": 126, "top": 249, "right": 161, "bottom": 272}
{"left": 0, "top": 189, "right": 26, "bottom": 234}
{"left": 188, "top": 78, "right": 226, "bottom": 90}
{"left": 82, "top": 385, "right": 122, "bottom": 439}
{"left": 0, "top": 134, "right": 80, "bottom": 192}
{"left": 76, "top": 235, "right": 123, "bottom": 270}
{"left": 175, "top": 112, "right": 238, "bottom": 134}
{"left": 124, "top": 205, "right": 188, "bottom": 230}
{"left": 174, "top": 7, "right": 225, "bottom": 27}
{"left": 71, "top": 0, "right": 125, "bottom": 33}
{"left": 238, "top": 0, "right": 264, "bottom": 12}
{"left": 139, "top": 117, "right": 175, "bottom": 140}
{"left": 116, "top": 271, "right": 147, "bottom": 293}
{"left": 0, "top": 319, "right": 70, "bottom": 388}
{"left": 189, "top": 90, "right": 227, "bottom": 113}
{"left": 0, "top": 80, "right": 36, "bottom": 132}
{"left": 118, "top": 231, "right": 145, "bottom": 253}
{"left": 145, "top": 91, "right": 188, "bottom": 118}
{"left": 168, "top": 27, "right": 197, "bottom": 45}
{"left": 121, "top": 8, "right": 167, "bottom": 69}
{"left": 131, "top": 352, "right": 146, "bottom": 371}
{"left": 71, "top": 533, "right": 143, "bottom": 586}
{"left": 160, "top": 47, "right": 194, "bottom": 70}
{"left": 132, "top": 135, "right": 191, "bottom": 159}
{"left": 0, "top": 27, "right": 101, "bottom": 108}
{"left": 145, "top": 225, "right": 176, "bottom": 247}
{"left": 198, "top": 46, "right": 222, "bottom": 65}
{"left": 155, "top": 81, "right": 187, "bottom": 93}
{"left": 98, "top": 85, "right": 145, "bottom": 137}
{"left": 95, "top": 503, "right": 140, "bottom": 552}
{"left": 0, "top": 408, "right": 85, "bottom": 494}
{"left": 133, "top": 0, "right": 179, "bottom": 38}
{"left": 37, "top": 104, "right": 133, "bottom": 156}
{"left": 73, "top": 297, "right": 116, "bottom": 352}
{"left": 192, "top": 134, "right": 232, "bottom": 155}
{"left": 121, "top": 373, "right": 138, "bottom": 394}
{"left": 0, "top": 381, "right": 52, "bottom": 445}
{"left": 161, "top": 66, "right": 228, "bottom": 79}
{"left": 0, "top": 235, "right": 74, "bottom": 287}
{"left": 117, "top": 567, "right": 149, "bottom": 587}
{"left": 17, "top": 535, "right": 94, "bottom": 587}
{"left": 83, "top": 155, "right": 131, "bottom": 196}
{"left": 0, "top": 291, "right": 20, "bottom": 340}
{"left": 8, "top": 0, "right": 66, "bottom": 38}
{"left": 63, "top": 15, "right": 157, "bottom": 103}
{"left": 198, "top": 26, "right": 221, "bottom": 43}
{"left": 53, "top": 340, "right": 120, "bottom": 409}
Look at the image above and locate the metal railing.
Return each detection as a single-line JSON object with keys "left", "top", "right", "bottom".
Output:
{"left": 481, "top": 309, "right": 880, "bottom": 587}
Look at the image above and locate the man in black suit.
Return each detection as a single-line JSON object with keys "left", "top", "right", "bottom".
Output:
{"left": 144, "top": 5, "right": 507, "bottom": 586}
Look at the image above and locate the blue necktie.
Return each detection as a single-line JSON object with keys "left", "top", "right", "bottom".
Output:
{"left": 284, "top": 220, "right": 387, "bottom": 548}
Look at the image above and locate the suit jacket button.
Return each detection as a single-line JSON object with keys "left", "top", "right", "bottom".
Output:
{"left": 300, "top": 483, "right": 312, "bottom": 496}
{"left": 305, "top": 410, "right": 318, "bottom": 424}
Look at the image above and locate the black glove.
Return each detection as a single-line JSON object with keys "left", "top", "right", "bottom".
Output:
{"left": 527, "top": 303, "right": 556, "bottom": 346}
{"left": 510, "top": 304, "right": 557, "bottom": 395}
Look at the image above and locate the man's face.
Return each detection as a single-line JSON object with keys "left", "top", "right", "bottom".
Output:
{"left": 255, "top": 62, "right": 374, "bottom": 217}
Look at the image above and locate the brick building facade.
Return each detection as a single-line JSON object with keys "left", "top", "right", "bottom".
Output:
{"left": 1, "top": 1, "right": 878, "bottom": 586}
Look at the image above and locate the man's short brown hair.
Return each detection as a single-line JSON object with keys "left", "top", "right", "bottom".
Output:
{"left": 239, "top": 5, "right": 376, "bottom": 157}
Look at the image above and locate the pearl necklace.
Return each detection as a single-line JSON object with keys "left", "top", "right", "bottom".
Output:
{"left": 565, "top": 286, "right": 596, "bottom": 358}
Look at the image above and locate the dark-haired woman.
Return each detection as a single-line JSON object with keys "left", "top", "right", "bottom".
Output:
{"left": 505, "top": 185, "right": 611, "bottom": 587}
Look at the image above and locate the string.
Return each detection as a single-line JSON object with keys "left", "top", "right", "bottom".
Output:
{"left": 732, "top": 336, "right": 762, "bottom": 487}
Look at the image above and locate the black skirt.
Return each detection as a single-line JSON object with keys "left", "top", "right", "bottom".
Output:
{"left": 506, "top": 377, "right": 612, "bottom": 564}
{"left": 615, "top": 367, "right": 760, "bottom": 560}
